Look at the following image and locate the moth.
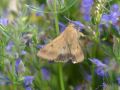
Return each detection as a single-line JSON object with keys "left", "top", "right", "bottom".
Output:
{"left": 37, "top": 22, "right": 85, "bottom": 63}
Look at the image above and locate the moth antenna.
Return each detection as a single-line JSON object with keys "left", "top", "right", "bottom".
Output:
{"left": 64, "top": 16, "right": 73, "bottom": 24}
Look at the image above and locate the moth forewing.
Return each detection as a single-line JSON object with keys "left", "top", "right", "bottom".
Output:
{"left": 37, "top": 23, "right": 85, "bottom": 63}
{"left": 66, "top": 25, "right": 84, "bottom": 63}
{"left": 37, "top": 30, "right": 70, "bottom": 61}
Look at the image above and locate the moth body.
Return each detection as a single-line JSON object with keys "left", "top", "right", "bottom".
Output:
{"left": 37, "top": 23, "right": 84, "bottom": 63}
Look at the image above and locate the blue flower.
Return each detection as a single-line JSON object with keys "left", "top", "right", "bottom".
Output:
{"left": 6, "top": 41, "right": 14, "bottom": 54}
{"left": 25, "top": 87, "right": 32, "bottom": 90}
{"left": 95, "top": 67, "right": 105, "bottom": 77}
{"left": 101, "top": 4, "right": 120, "bottom": 25}
{"left": 117, "top": 76, "right": 120, "bottom": 85}
{"left": 24, "top": 76, "right": 34, "bottom": 86}
{"left": 101, "top": 14, "right": 111, "bottom": 25}
{"left": 103, "top": 58, "right": 110, "bottom": 65}
{"left": 81, "top": 0, "right": 94, "bottom": 8}
{"left": 110, "top": 11, "right": 120, "bottom": 24}
{"left": 36, "top": 44, "right": 44, "bottom": 49}
{"left": 110, "top": 4, "right": 119, "bottom": 12}
{"left": 0, "top": 73, "right": 11, "bottom": 85}
{"left": 59, "top": 22, "right": 66, "bottom": 32}
{"left": 81, "top": 0, "right": 94, "bottom": 21}
{"left": 21, "top": 50, "right": 27, "bottom": 55}
{"left": 89, "top": 58, "right": 107, "bottom": 67}
{"left": 109, "top": 4, "right": 120, "bottom": 24}
{"left": 15, "top": 58, "right": 25, "bottom": 75}
{"left": 36, "top": 4, "right": 45, "bottom": 16}
{"left": 0, "top": 18, "right": 8, "bottom": 26}
{"left": 85, "top": 74, "right": 92, "bottom": 82}
{"left": 89, "top": 58, "right": 108, "bottom": 77}
{"left": 73, "top": 21, "right": 85, "bottom": 30}
{"left": 15, "top": 58, "right": 21, "bottom": 73}
{"left": 24, "top": 76, "right": 34, "bottom": 90}
{"left": 41, "top": 67, "right": 50, "bottom": 80}
{"left": 83, "top": 14, "right": 91, "bottom": 22}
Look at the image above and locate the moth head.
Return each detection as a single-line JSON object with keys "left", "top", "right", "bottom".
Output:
{"left": 72, "top": 21, "right": 84, "bottom": 30}
{"left": 64, "top": 17, "right": 84, "bottom": 31}
{"left": 67, "top": 21, "right": 84, "bottom": 32}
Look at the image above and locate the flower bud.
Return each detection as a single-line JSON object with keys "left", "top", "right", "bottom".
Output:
{"left": 15, "top": 58, "right": 25, "bottom": 75}
{"left": 4, "top": 59, "right": 12, "bottom": 72}
{"left": 113, "top": 36, "right": 120, "bottom": 60}
{"left": 46, "top": 0, "right": 65, "bottom": 11}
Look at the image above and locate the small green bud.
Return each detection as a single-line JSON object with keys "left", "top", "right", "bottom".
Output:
{"left": 113, "top": 36, "right": 120, "bottom": 60}
{"left": 46, "top": 0, "right": 65, "bottom": 11}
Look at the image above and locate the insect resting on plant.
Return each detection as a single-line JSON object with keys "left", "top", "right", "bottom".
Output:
{"left": 37, "top": 21, "right": 86, "bottom": 63}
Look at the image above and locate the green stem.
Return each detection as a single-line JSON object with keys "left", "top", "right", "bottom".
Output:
{"left": 55, "top": 14, "right": 59, "bottom": 35}
{"left": 91, "top": 64, "right": 95, "bottom": 90}
{"left": 53, "top": 0, "right": 64, "bottom": 90}
{"left": 58, "top": 63, "right": 65, "bottom": 90}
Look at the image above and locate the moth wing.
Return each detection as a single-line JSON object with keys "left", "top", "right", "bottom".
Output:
{"left": 37, "top": 23, "right": 85, "bottom": 63}
{"left": 68, "top": 28, "right": 84, "bottom": 63}
{"left": 37, "top": 32, "right": 69, "bottom": 61}
{"left": 71, "top": 41, "right": 84, "bottom": 63}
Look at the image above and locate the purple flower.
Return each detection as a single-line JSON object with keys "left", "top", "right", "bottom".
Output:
{"left": 101, "top": 4, "right": 120, "bottom": 25}
{"left": 110, "top": 12, "right": 119, "bottom": 24}
{"left": 80, "top": 0, "right": 94, "bottom": 21}
{"left": 89, "top": 58, "right": 107, "bottom": 67}
{"left": 103, "top": 58, "right": 110, "bottom": 65}
{"left": 15, "top": 58, "right": 25, "bottom": 75}
{"left": 83, "top": 14, "right": 91, "bottom": 22}
{"left": 24, "top": 76, "right": 34, "bottom": 90}
{"left": 41, "top": 67, "right": 50, "bottom": 80}
{"left": 36, "top": 44, "right": 44, "bottom": 49}
{"left": 110, "top": 4, "right": 119, "bottom": 12}
{"left": 101, "top": 14, "right": 111, "bottom": 25}
{"left": 81, "top": 0, "right": 94, "bottom": 7}
{"left": 36, "top": 4, "right": 45, "bottom": 16}
{"left": 21, "top": 50, "right": 27, "bottom": 55}
{"left": 89, "top": 58, "right": 108, "bottom": 77}
{"left": 59, "top": 22, "right": 66, "bottom": 32}
{"left": 85, "top": 74, "right": 92, "bottom": 82}
{"left": 95, "top": 67, "right": 105, "bottom": 77}
{"left": 24, "top": 76, "right": 34, "bottom": 86}
{"left": 0, "top": 73, "right": 11, "bottom": 85}
{"left": 73, "top": 21, "right": 85, "bottom": 30}
{"left": 109, "top": 4, "right": 120, "bottom": 24}
{"left": 6, "top": 41, "right": 14, "bottom": 54}
{"left": 15, "top": 58, "right": 21, "bottom": 73}
{"left": 25, "top": 87, "right": 32, "bottom": 90}
{"left": 117, "top": 76, "right": 120, "bottom": 85}
{"left": 0, "top": 18, "right": 8, "bottom": 26}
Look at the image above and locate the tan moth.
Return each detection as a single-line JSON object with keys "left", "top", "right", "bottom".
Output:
{"left": 37, "top": 22, "right": 85, "bottom": 63}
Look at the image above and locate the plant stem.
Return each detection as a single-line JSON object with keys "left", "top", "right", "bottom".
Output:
{"left": 53, "top": 0, "right": 64, "bottom": 90}
{"left": 58, "top": 63, "right": 65, "bottom": 90}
